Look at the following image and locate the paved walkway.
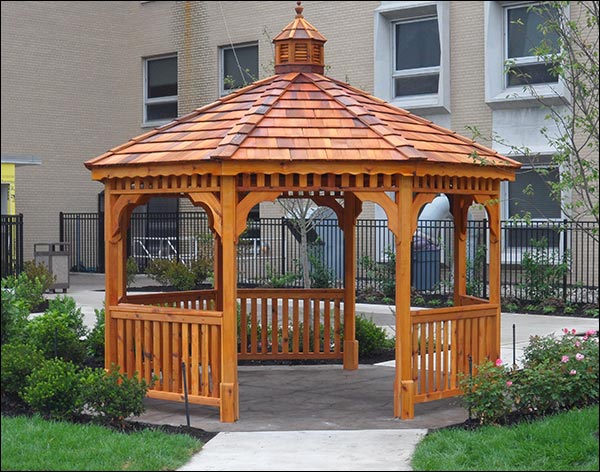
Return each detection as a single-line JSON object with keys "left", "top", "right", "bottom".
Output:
{"left": 52, "top": 273, "right": 599, "bottom": 471}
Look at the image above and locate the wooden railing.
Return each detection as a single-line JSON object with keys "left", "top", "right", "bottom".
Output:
{"left": 411, "top": 303, "right": 499, "bottom": 402}
{"left": 237, "top": 288, "right": 344, "bottom": 360}
{"left": 124, "top": 289, "right": 217, "bottom": 310}
{"left": 110, "top": 303, "right": 222, "bottom": 406}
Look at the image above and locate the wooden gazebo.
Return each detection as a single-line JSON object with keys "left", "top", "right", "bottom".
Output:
{"left": 86, "top": 3, "right": 519, "bottom": 422}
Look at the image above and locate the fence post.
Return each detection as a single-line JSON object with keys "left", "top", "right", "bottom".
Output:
{"left": 98, "top": 212, "right": 105, "bottom": 273}
{"left": 562, "top": 218, "right": 568, "bottom": 303}
{"left": 59, "top": 212, "right": 64, "bottom": 243}
{"left": 483, "top": 219, "right": 488, "bottom": 299}
{"left": 17, "top": 214, "right": 23, "bottom": 275}
{"left": 281, "top": 217, "right": 286, "bottom": 277}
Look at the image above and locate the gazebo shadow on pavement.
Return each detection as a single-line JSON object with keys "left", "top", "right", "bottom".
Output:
{"left": 85, "top": 2, "right": 519, "bottom": 423}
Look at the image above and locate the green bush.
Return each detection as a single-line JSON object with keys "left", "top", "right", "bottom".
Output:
{"left": 460, "top": 329, "right": 599, "bottom": 424}
{"left": 145, "top": 257, "right": 211, "bottom": 291}
{"left": 23, "top": 260, "right": 56, "bottom": 294}
{"left": 355, "top": 315, "right": 394, "bottom": 357}
{"left": 22, "top": 358, "right": 84, "bottom": 419}
{"left": 82, "top": 364, "right": 152, "bottom": 426}
{"left": 25, "top": 296, "right": 88, "bottom": 363}
{"left": 86, "top": 308, "right": 105, "bottom": 364}
{"left": 1, "top": 342, "right": 44, "bottom": 399}
{"left": 126, "top": 256, "right": 138, "bottom": 289}
{"left": 519, "top": 237, "right": 570, "bottom": 302}
{"left": 459, "top": 359, "right": 513, "bottom": 424}
{"left": 0, "top": 285, "right": 29, "bottom": 345}
{"left": 1, "top": 272, "right": 46, "bottom": 312}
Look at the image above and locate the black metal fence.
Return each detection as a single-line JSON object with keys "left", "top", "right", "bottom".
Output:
{"left": 59, "top": 212, "right": 598, "bottom": 304}
{"left": 1, "top": 214, "right": 24, "bottom": 278}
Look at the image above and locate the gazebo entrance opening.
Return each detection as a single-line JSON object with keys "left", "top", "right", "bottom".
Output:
{"left": 86, "top": 3, "right": 518, "bottom": 423}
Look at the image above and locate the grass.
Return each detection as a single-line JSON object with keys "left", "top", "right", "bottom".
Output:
{"left": 1, "top": 414, "right": 203, "bottom": 471}
{"left": 411, "top": 405, "right": 599, "bottom": 471}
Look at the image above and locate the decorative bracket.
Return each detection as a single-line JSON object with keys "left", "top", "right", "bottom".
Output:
{"left": 188, "top": 192, "right": 223, "bottom": 237}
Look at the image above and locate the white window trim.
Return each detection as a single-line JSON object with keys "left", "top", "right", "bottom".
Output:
{"left": 219, "top": 42, "right": 258, "bottom": 97}
{"left": 485, "top": 1, "right": 569, "bottom": 109}
{"left": 374, "top": 1, "right": 450, "bottom": 114}
{"left": 143, "top": 54, "right": 178, "bottom": 127}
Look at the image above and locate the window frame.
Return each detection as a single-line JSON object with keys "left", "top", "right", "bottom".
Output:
{"left": 484, "top": 1, "right": 568, "bottom": 108}
{"left": 391, "top": 15, "right": 441, "bottom": 99}
{"left": 143, "top": 54, "right": 178, "bottom": 127}
{"left": 503, "top": 3, "right": 558, "bottom": 89}
{"left": 374, "top": 1, "right": 450, "bottom": 114}
{"left": 219, "top": 42, "right": 259, "bottom": 97}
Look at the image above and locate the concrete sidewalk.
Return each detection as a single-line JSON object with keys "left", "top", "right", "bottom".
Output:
{"left": 56, "top": 273, "right": 599, "bottom": 471}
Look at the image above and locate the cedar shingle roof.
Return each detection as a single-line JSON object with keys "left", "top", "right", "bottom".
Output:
{"left": 85, "top": 71, "right": 519, "bottom": 169}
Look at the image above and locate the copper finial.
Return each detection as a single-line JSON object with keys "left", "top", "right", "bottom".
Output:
{"left": 295, "top": 1, "right": 304, "bottom": 18}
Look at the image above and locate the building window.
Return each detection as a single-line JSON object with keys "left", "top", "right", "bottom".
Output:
{"left": 393, "top": 17, "right": 440, "bottom": 98}
{"left": 505, "top": 156, "right": 562, "bottom": 249}
{"left": 505, "top": 4, "right": 559, "bottom": 88}
{"left": 220, "top": 43, "right": 258, "bottom": 95}
{"left": 485, "top": 1, "right": 566, "bottom": 107}
{"left": 144, "top": 55, "right": 178, "bottom": 125}
{"left": 374, "top": 1, "right": 450, "bottom": 114}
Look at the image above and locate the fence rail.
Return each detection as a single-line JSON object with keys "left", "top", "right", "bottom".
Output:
{"left": 59, "top": 212, "right": 598, "bottom": 304}
{"left": 1, "top": 214, "right": 24, "bottom": 278}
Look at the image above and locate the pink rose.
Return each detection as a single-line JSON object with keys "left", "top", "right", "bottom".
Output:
{"left": 569, "top": 369, "right": 577, "bottom": 375}
{"left": 575, "top": 341, "right": 581, "bottom": 348}
{"left": 562, "top": 328, "right": 569, "bottom": 334}
{"left": 575, "top": 353, "right": 585, "bottom": 361}
{"left": 495, "top": 358, "right": 503, "bottom": 367}
{"left": 583, "top": 335, "right": 589, "bottom": 341}
{"left": 561, "top": 355, "right": 569, "bottom": 363}
{"left": 585, "top": 329, "right": 596, "bottom": 336}
{"left": 571, "top": 328, "right": 577, "bottom": 335}
{"left": 506, "top": 381, "right": 513, "bottom": 387}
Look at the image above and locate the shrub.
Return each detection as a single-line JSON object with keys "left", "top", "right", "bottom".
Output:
{"left": 518, "top": 237, "right": 570, "bottom": 302}
{"left": 22, "top": 358, "right": 84, "bottom": 419}
{"left": 461, "top": 329, "right": 599, "bottom": 424}
{"left": 23, "top": 260, "right": 56, "bottom": 294}
{"left": 126, "top": 256, "right": 138, "bottom": 289}
{"left": 459, "top": 359, "right": 513, "bottom": 424}
{"left": 82, "top": 364, "right": 152, "bottom": 426}
{"left": 145, "top": 257, "right": 211, "bottom": 291}
{"left": 25, "top": 296, "right": 88, "bottom": 363}
{"left": 86, "top": 308, "right": 105, "bottom": 365}
{"left": 1, "top": 272, "right": 46, "bottom": 312}
{"left": 355, "top": 315, "right": 394, "bottom": 357}
{"left": 0, "top": 285, "right": 29, "bottom": 345}
{"left": 1, "top": 342, "right": 44, "bottom": 399}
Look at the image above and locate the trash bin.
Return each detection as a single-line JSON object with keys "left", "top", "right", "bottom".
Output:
{"left": 411, "top": 234, "right": 440, "bottom": 291}
{"left": 34, "top": 242, "right": 70, "bottom": 293}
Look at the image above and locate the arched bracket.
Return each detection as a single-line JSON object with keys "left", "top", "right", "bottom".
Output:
{"left": 411, "top": 193, "right": 437, "bottom": 236}
{"left": 109, "top": 194, "right": 150, "bottom": 243}
{"left": 236, "top": 191, "right": 281, "bottom": 240}
{"left": 474, "top": 194, "right": 500, "bottom": 243}
{"left": 354, "top": 192, "right": 399, "bottom": 238}
{"left": 310, "top": 195, "right": 348, "bottom": 229}
{"left": 188, "top": 192, "right": 223, "bottom": 237}
{"left": 448, "top": 195, "right": 474, "bottom": 241}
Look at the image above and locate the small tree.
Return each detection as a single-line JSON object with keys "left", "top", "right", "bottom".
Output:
{"left": 277, "top": 199, "right": 332, "bottom": 288}
{"left": 507, "top": 2, "right": 599, "bottom": 238}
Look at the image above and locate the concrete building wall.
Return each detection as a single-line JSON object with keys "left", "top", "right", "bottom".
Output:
{"left": 1, "top": 1, "right": 176, "bottom": 259}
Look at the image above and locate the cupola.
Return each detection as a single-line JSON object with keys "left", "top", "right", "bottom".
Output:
{"left": 273, "top": 1, "right": 327, "bottom": 74}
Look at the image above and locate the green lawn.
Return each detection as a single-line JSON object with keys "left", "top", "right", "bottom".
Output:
{"left": 411, "top": 405, "right": 599, "bottom": 471}
{"left": 1, "top": 414, "right": 203, "bottom": 471}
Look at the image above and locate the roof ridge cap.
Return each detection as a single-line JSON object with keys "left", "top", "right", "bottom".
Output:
{"left": 309, "top": 74, "right": 425, "bottom": 160}
{"left": 211, "top": 72, "right": 300, "bottom": 159}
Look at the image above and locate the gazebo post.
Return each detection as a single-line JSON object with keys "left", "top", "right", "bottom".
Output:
{"left": 451, "top": 196, "right": 471, "bottom": 307}
{"left": 342, "top": 192, "right": 358, "bottom": 370}
{"left": 103, "top": 188, "right": 119, "bottom": 370}
{"left": 394, "top": 176, "right": 415, "bottom": 419}
{"left": 213, "top": 235, "right": 222, "bottom": 309}
{"left": 486, "top": 198, "right": 502, "bottom": 358}
{"left": 219, "top": 175, "right": 239, "bottom": 422}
